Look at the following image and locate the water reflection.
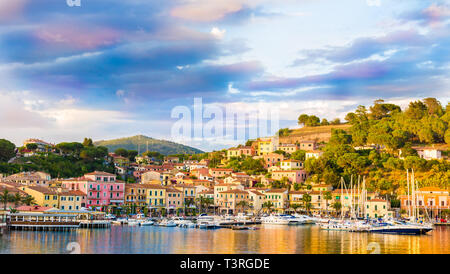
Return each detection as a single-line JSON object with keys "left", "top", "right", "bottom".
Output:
{"left": 0, "top": 225, "right": 448, "bottom": 254}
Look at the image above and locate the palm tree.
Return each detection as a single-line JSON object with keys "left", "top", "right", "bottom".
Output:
{"left": 332, "top": 201, "right": 342, "bottom": 217}
{"left": 13, "top": 193, "right": 22, "bottom": 208}
{"left": 262, "top": 201, "right": 274, "bottom": 214}
{"left": 204, "top": 198, "right": 214, "bottom": 214}
{"left": 302, "top": 194, "right": 312, "bottom": 215}
{"left": 0, "top": 189, "right": 11, "bottom": 212}
{"left": 291, "top": 203, "right": 301, "bottom": 214}
{"left": 195, "top": 197, "right": 208, "bottom": 214}
{"left": 323, "top": 191, "right": 332, "bottom": 217}
{"left": 21, "top": 195, "right": 36, "bottom": 206}
{"left": 236, "top": 200, "right": 249, "bottom": 214}
{"left": 185, "top": 199, "right": 195, "bottom": 216}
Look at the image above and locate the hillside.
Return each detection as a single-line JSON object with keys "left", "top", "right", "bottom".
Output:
{"left": 280, "top": 124, "right": 351, "bottom": 144}
{"left": 94, "top": 135, "right": 204, "bottom": 155}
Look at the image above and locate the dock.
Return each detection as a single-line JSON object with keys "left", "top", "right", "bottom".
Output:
{"left": 8, "top": 213, "right": 80, "bottom": 231}
{"left": 79, "top": 220, "right": 111, "bottom": 229}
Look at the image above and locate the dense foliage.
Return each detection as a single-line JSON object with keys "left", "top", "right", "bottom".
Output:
{"left": 302, "top": 98, "right": 449, "bottom": 194}
{"left": 0, "top": 139, "right": 16, "bottom": 162}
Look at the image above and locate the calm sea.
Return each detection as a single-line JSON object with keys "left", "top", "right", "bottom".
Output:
{"left": 0, "top": 225, "right": 449, "bottom": 254}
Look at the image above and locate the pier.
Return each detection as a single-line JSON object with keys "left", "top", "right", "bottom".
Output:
{"left": 8, "top": 213, "right": 80, "bottom": 231}
{"left": 79, "top": 220, "right": 111, "bottom": 229}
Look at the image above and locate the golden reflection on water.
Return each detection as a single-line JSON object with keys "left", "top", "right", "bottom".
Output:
{"left": 0, "top": 225, "right": 449, "bottom": 254}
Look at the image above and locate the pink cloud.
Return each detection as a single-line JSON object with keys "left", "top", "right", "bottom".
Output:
{"left": 170, "top": 0, "right": 247, "bottom": 22}
{"left": 35, "top": 24, "right": 121, "bottom": 50}
{"left": 0, "top": 0, "right": 27, "bottom": 22}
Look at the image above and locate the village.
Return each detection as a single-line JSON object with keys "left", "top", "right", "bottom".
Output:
{"left": 1, "top": 136, "right": 448, "bottom": 229}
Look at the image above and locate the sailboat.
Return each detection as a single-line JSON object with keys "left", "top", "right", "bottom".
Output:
{"left": 369, "top": 169, "right": 433, "bottom": 235}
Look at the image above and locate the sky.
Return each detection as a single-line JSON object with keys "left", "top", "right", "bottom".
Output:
{"left": 0, "top": 0, "right": 449, "bottom": 152}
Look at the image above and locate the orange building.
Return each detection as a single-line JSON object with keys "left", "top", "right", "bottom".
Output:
{"left": 399, "top": 187, "right": 449, "bottom": 217}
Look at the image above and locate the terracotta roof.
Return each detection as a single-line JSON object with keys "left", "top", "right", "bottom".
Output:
{"left": 16, "top": 205, "right": 54, "bottom": 212}
{"left": 249, "top": 190, "right": 265, "bottom": 196}
{"left": 367, "top": 199, "right": 387, "bottom": 203}
{"left": 61, "top": 177, "right": 95, "bottom": 182}
{"left": 26, "top": 186, "right": 59, "bottom": 195}
{"left": 173, "top": 184, "right": 195, "bottom": 188}
{"left": 219, "top": 189, "right": 249, "bottom": 194}
{"left": 61, "top": 190, "right": 86, "bottom": 196}
{"left": 165, "top": 187, "right": 182, "bottom": 193}
{"left": 265, "top": 188, "right": 288, "bottom": 193}
{"left": 85, "top": 171, "right": 116, "bottom": 176}
{"left": 418, "top": 187, "right": 448, "bottom": 192}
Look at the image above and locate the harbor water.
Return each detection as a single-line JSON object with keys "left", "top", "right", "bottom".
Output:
{"left": 0, "top": 225, "right": 449, "bottom": 254}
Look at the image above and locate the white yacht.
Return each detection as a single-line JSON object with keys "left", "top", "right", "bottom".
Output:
{"left": 261, "top": 215, "right": 291, "bottom": 225}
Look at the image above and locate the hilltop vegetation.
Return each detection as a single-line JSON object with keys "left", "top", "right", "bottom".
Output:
{"left": 94, "top": 135, "right": 203, "bottom": 155}
{"left": 279, "top": 124, "right": 351, "bottom": 143}
{"left": 0, "top": 138, "right": 114, "bottom": 178}
{"left": 301, "top": 98, "right": 449, "bottom": 194}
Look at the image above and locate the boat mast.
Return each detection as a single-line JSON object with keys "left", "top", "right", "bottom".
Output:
{"left": 350, "top": 175, "right": 353, "bottom": 219}
{"left": 340, "top": 177, "right": 344, "bottom": 219}
{"left": 407, "top": 169, "right": 410, "bottom": 218}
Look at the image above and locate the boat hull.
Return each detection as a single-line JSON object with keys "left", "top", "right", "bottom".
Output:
{"left": 369, "top": 227, "right": 433, "bottom": 235}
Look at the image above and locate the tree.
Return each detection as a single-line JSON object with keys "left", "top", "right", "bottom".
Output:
{"left": 0, "top": 189, "right": 12, "bottom": 211}
{"left": 0, "top": 139, "right": 16, "bottom": 162}
{"left": 115, "top": 148, "right": 128, "bottom": 157}
{"left": 291, "top": 150, "right": 306, "bottom": 161}
{"left": 405, "top": 100, "right": 427, "bottom": 120}
{"left": 321, "top": 119, "right": 330, "bottom": 126}
{"left": 262, "top": 201, "right": 274, "bottom": 213}
{"left": 298, "top": 114, "right": 320, "bottom": 127}
{"left": 236, "top": 200, "right": 249, "bottom": 214}
{"left": 323, "top": 191, "right": 332, "bottom": 216}
{"left": 26, "top": 143, "right": 38, "bottom": 151}
{"left": 245, "top": 140, "right": 254, "bottom": 146}
{"left": 21, "top": 195, "right": 36, "bottom": 206}
{"left": 82, "top": 138, "right": 94, "bottom": 147}
{"left": 423, "top": 98, "right": 444, "bottom": 116}
{"left": 277, "top": 128, "right": 292, "bottom": 137}
{"left": 302, "top": 194, "right": 312, "bottom": 215}
{"left": 331, "top": 201, "right": 342, "bottom": 217}
{"left": 127, "top": 150, "right": 138, "bottom": 161}
{"left": 445, "top": 129, "right": 450, "bottom": 144}
{"left": 330, "top": 118, "right": 341, "bottom": 125}
{"left": 13, "top": 193, "right": 22, "bottom": 208}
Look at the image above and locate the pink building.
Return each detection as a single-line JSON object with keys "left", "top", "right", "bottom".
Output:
{"left": 61, "top": 171, "right": 125, "bottom": 209}
{"left": 271, "top": 170, "right": 307, "bottom": 184}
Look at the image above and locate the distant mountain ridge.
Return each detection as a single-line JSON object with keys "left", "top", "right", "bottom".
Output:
{"left": 94, "top": 135, "right": 204, "bottom": 155}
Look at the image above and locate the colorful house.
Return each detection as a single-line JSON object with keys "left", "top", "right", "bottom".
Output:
{"left": 272, "top": 170, "right": 307, "bottom": 184}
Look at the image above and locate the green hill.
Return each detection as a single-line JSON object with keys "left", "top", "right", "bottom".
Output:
{"left": 94, "top": 135, "right": 204, "bottom": 155}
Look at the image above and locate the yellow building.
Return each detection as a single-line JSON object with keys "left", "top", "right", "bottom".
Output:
{"left": 58, "top": 190, "right": 85, "bottom": 211}
{"left": 144, "top": 184, "right": 167, "bottom": 209}
{"left": 257, "top": 138, "right": 277, "bottom": 156}
{"left": 366, "top": 199, "right": 391, "bottom": 219}
{"left": 217, "top": 189, "right": 250, "bottom": 214}
{"left": 248, "top": 190, "right": 266, "bottom": 213}
{"left": 265, "top": 189, "right": 289, "bottom": 212}
{"left": 125, "top": 184, "right": 148, "bottom": 207}
{"left": 21, "top": 186, "right": 59, "bottom": 208}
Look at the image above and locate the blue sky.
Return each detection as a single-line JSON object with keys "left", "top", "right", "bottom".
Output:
{"left": 0, "top": 0, "right": 449, "bottom": 151}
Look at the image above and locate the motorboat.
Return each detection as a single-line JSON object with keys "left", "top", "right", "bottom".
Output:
{"left": 369, "top": 220, "right": 433, "bottom": 235}
{"left": 198, "top": 221, "right": 220, "bottom": 229}
{"left": 139, "top": 220, "right": 154, "bottom": 226}
{"left": 158, "top": 219, "right": 177, "bottom": 227}
{"left": 127, "top": 219, "right": 139, "bottom": 226}
{"left": 261, "top": 215, "right": 291, "bottom": 225}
